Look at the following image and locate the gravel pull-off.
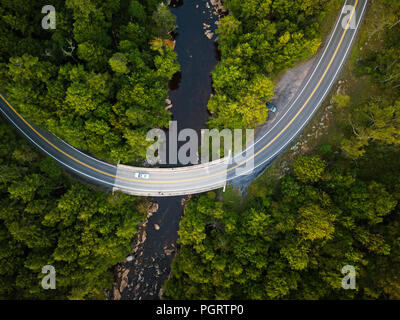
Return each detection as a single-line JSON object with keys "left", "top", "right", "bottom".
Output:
{"left": 231, "top": 57, "right": 318, "bottom": 193}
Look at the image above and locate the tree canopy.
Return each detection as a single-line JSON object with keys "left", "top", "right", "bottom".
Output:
{"left": 0, "top": 119, "right": 149, "bottom": 299}
{"left": 207, "top": 0, "right": 335, "bottom": 129}
{"left": 0, "top": 0, "right": 179, "bottom": 164}
{"left": 164, "top": 154, "right": 400, "bottom": 299}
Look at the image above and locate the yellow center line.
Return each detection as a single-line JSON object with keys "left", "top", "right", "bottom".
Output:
{"left": 0, "top": 0, "right": 358, "bottom": 185}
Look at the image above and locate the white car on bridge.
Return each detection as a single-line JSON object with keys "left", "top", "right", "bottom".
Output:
{"left": 134, "top": 172, "right": 150, "bottom": 179}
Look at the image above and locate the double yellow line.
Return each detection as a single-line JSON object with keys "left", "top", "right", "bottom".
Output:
{"left": 0, "top": 0, "right": 359, "bottom": 185}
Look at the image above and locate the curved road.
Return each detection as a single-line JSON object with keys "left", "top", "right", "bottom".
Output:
{"left": 0, "top": 0, "right": 368, "bottom": 197}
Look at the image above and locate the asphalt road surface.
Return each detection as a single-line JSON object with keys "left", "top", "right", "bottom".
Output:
{"left": 0, "top": 0, "right": 368, "bottom": 197}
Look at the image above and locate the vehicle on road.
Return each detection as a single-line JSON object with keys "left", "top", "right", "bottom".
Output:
{"left": 266, "top": 102, "right": 277, "bottom": 113}
{"left": 134, "top": 172, "right": 150, "bottom": 179}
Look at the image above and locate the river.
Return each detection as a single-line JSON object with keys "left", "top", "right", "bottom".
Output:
{"left": 116, "top": 0, "right": 223, "bottom": 300}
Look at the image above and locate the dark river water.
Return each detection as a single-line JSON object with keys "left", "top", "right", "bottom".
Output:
{"left": 119, "top": 0, "right": 222, "bottom": 300}
{"left": 169, "top": 0, "right": 218, "bottom": 134}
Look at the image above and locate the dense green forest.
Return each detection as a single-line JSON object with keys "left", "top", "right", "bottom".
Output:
{"left": 0, "top": 118, "right": 149, "bottom": 299}
{"left": 0, "top": 0, "right": 177, "bottom": 299}
{"left": 164, "top": 0, "right": 400, "bottom": 299}
{"left": 164, "top": 153, "right": 400, "bottom": 299}
{"left": 207, "top": 0, "right": 341, "bottom": 129}
{"left": 0, "top": 0, "right": 179, "bottom": 164}
{"left": 2, "top": 0, "right": 400, "bottom": 301}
